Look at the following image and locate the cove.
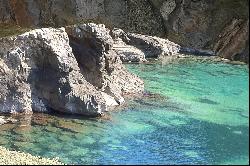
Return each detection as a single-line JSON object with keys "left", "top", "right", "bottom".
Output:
{"left": 0, "top": 58, "right": 249, "bottom": 165}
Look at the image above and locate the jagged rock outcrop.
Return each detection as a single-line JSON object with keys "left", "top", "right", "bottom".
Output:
{"left": 111, "top": 28, "right": 215, "bottom": 61}
{"left": 111, "top": 28, "right": 147, "bottom": 62}
{"left": 125, "top": 32, "right": 181, "bottom": 58}
{"left": 152, "top": 0, "right": 249, "bottom": 63}
{"left": 0, "top": 28, "right": 106, "bottom": 116}
{"left": 66, "top": 23, "right": 144, "bottom": 103}
{"left": 111, "top": 28, "right": 181, "bottom": 62}
{"left": 214, "top": 19, "right": 249, "bottom": 63}
{"left": 0, "top": 0, "right": 248, "bottom": 63}
{"left": 0, "top": 25, "right": 144, "bottom": 116}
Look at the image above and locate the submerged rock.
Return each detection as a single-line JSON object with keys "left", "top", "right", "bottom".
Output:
{"left": 0, "top": 24, "right": 144, "bottom": 116}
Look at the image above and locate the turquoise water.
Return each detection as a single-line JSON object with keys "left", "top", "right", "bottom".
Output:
{"left": 0, "top": 58, "right": 249, "bottom": 164}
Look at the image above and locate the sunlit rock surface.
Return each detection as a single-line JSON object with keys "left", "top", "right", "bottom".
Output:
{"left": 0, "top": 25, "right": 144, "bottom": 116}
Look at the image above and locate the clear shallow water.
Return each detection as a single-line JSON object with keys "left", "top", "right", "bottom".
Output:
{"left": 0, "top": 58, "right": 249, "bottom": 165}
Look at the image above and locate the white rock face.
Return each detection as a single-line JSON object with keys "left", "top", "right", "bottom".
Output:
{"left": 110, "top": 27, "right": 216, "bottom": 60}
{"left": 110, "top": 28, "right": 182, "bottom": 62}
{"left": 0, "top": 116, "right": 6, "bottom": 125}
{"left": 101, "top": 92, "right": 119, "bottom": 107}
{"left": 128, "top": 32, "right": 181, "bottom": 57}
{"left": 112, "top": 28, "right": 147, "bottom": 62}
{"left": 0, "top": 24, "right": 145, "bottom": 116}
{"left": 0, "top": 28, "right": 96, "bottom": 115}
{"left": 113, "top": 42, "right": 147, "bottom": 62}
{"left": 0, "top": 28, "right": 106, "bottom": 116}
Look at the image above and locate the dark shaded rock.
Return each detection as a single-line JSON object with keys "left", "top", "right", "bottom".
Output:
{"left": 66, "top": 23, "right": 144, "bottom": 103}
{"left": 214, "top": 19, "right": 249, "bottom": 63}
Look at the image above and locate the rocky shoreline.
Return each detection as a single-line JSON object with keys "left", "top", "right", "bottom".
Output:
{"left": 0, "top": 23, "right": 209, "bottom": 117}
{"left": 0, "top": 146, "right": 64, "bottom": 165}
{"left": 0, "top": 23, "right": 145, "bottom": 116}
{"left": 0, "top": 22, "right": 248, "bottom": 165}
{"left": 0, "top": 23, "right": 248, "bottom": 117}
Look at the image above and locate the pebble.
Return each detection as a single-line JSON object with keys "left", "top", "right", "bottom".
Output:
{"left": 0, "top": 146, "right": 65, "bottom": 165}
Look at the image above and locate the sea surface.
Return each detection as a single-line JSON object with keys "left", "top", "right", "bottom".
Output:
{"left": 0, "top": 57, "right": 249, "bottom": 165}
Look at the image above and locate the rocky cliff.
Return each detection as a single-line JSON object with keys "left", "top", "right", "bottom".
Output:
{"left": 0, "top": 24, "right": 144, "bottom": 116}
{"left": 0, "top": 0, "right": 249, "bottom": 63}
{"left": 2, "top": 21, "right": 223, "bottom": 116}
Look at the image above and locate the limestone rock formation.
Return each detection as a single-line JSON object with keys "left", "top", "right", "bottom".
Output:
{"left": 0, "top": 0, "right": 249, "bottom": 63}
{"left": 125, "top": 32, "right": 181, "bottom": 58}
{"left": 0, "top": 28, "right": 105, "bottom": 116}
{"left": 154, "top": 0, "right": 249, "bottom": 63}
{"left": 110, "top": 28, "right": 183, "bottom": 61}
{"left": 0, "top": 25, "right": 144, "bottom": 116}
{"left": 111, "top": 28, "right": 147, "bottom": 62}
{"left": 66, "top": 23, "right": 144, "bottom": 103}
{"left": 111, "top": 28, "right": 216, "bottom": 60}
